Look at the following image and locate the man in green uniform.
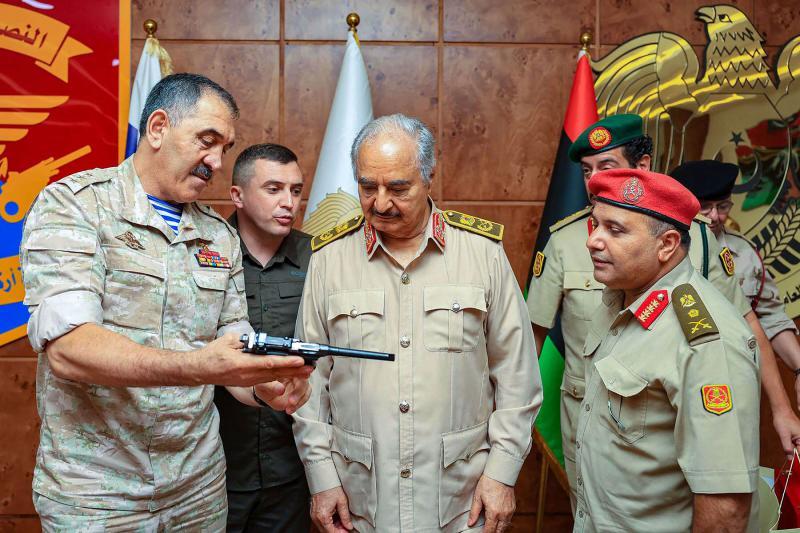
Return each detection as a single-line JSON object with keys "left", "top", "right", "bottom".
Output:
{"left": 21, "top": 74, "right": 313, "bottom": 530}
{"left": 527, "top": 114, "right": 800, "bottom": 505}
{"left": 575, "top": 167, "right": 758, "bottom": 532}
{"left": 673, "top": 159, "right": 800, "bottom": 406}
{"left": 215, "top": 144, "right": 312, "bottom": 532}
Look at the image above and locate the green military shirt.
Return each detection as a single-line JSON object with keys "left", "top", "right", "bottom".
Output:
{"left": 214, "top": 216, "right": 312, "bottom": 491}
{"left": 21, "top": 157, "right": 249, "bottom": 511}
{"left": 573, "top": 257, "right": 759, "bottom": 532}
{"left": 526, "top": 207, "right": 750, "bottom": 501}
{"left": 718, "top": 227, "right": 797, "bottom": 339}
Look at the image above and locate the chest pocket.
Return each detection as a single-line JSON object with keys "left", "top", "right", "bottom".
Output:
{"left": 327, "top": 290, "right": 385, "bottom": 352}
{"left": 103, "top": 246, "right": 165, "bottom": 331}
{"left": 595, "top": 357, "right": 648, "bottom": 444}
{"left": 423, "top": 285, "right": 487, "bottom": 353}
{"left": 563, "top": 271, "right": 603, "bottom": 321}
{"left": 192, "top": 270, "right": 228, "bottom": 341}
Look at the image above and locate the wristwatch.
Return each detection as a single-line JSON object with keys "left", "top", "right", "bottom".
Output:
{"left": 252, "top": 386, "right": 270, "bottom": 407}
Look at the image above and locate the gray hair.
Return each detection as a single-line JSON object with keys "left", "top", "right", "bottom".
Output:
{"left": 138, "top": 73, "right": 239, "bottom": 143}
{"left": 350, "top": 114, "right": 436, "bottom": 184}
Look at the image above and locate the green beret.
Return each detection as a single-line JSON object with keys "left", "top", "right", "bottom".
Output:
{"left": 568, "top": 114, "right": 645, "bottom": 162}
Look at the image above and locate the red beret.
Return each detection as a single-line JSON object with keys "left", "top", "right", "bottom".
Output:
{"left": 588, "top": 168, "right": 699, "bottom": 230}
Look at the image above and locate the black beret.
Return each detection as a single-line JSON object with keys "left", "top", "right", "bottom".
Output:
{"left": 669, "top": 160, "right": 739, "bottom": 201}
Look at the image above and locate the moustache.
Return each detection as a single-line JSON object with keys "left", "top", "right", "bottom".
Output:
{"left": 371, "top": 208, "right": 400, "bottom": 218}
{"left": 191, "top": 164, "right": 212, "bottom": 180}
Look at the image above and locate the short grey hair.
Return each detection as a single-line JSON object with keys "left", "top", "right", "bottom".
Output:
{"left": 350, "top": 114, "right": 436, "bottom": 184}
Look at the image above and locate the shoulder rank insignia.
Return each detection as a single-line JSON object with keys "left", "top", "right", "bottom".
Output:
{"left": 442, "top": 210, "right": 503, "bottom": 241}
{"left": 693, "top": 213, "right": 712, "bottom": 225}
{"left": 549, "top": 206, "right": 592, "bottom": 233}
{"left": 532, "top": 251, "right": 546, "bottom": 278}
{"left": 701, "top": 384, "right": 733, "bottom": 415}
{"left": 195, "top": 244, "right": 231, "bottom": 268}
{"left": 672, "top": 283, "right": 719, "bottom": 345}
{"left": 310, "top": 214, "right": 364, "bottom": 252}
{"left": 634, "top": 289, "right": 668, "bottom": 329}
{"left": 719, "top": 247, "right": 735, "bottom": 276}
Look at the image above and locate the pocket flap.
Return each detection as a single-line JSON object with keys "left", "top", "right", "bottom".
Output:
{"left": 331, "top": 425, "right": 373, "bottom": 468}
{"left": 424, "top": 285, "right": 487, "bottom": 313}
{"left": 561, "top": 373, "right": 586, "bottom": 399}
{"left": 442, "top": 421, "right": 490, "bottom": 468}
{"left": 192, "top": 270, "right": 228, "bottom": 290}
{"left": 105, "top": 246, "right": 164, "bottom": 279}
{"left": 595, "top": 357, "right": 648, "bottom": 397}
{"left": 278, "top": 282, "right": 304, "bottom": 298}
{"left": 564, "top": 271, "right": 603, "bottom": 291}
{"left": 25, "top": 228, "right": 96, "bottom": 254}
{"left": 327, "top": 290, "right": 384, "bottom": 320}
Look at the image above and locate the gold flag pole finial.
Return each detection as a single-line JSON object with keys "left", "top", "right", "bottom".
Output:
{"left": 346, "top": 12, "right": 360, "bottom": 33}
{"left": 580, "top": 31, "right": 592, "bottom": 51}
{"left": 144, "top": 19, "right": 158, "bottom": 38}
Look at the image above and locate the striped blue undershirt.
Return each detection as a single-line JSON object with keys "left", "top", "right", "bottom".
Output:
{"left": 147, "top": 194, "right": 183, "bottom": 234}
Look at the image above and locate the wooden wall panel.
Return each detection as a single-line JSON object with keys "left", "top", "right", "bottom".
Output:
{"left": 444, "top": 0, "right": 595, "bottom": 43}
{"left": 598, "top": 0, "right": 753, "bottom": 46}
{"left": 285, "top": 0, "right": 438, "bottom": 41}
{"left": 0, "top": 361, "right": 38, "bottom": 515}
{"left": 754, "top": 0, "right": 800, "bottom": 46}
{"left": 132, "top": 0, "right": 279, "bottom": 40}
{"left": 442, "top": 46, "right": 575, "bottom": 202}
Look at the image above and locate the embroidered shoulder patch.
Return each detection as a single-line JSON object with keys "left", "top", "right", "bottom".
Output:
{"left": 671, "top": 283, "right": 719, "bottom": 345}
{"left": 310, "top": 214, "right": 364, "bottom": 252}
{"left": 719, "top": 247, "right": 735, "bottom": 276}
{"left": 634, "top": 290, "right": 668, "bottom": 329}
{"left": 442, "top": 210, "right": 503, "bottom": 241}
{"left": 532, "top": 251, "right": 546, "bottom": 278}
{"left": 701, "top": 384, "right": 733, "bottom": 415}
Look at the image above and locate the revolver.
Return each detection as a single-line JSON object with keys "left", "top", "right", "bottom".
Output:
{"left": 240, "top": 331, "right": 395, "bottom": 365}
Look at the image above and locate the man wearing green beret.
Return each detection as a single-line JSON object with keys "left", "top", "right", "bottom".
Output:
{"left": 526, "top": 114, "right": 800, "bottom": 508}
{"left": 673, "top": 159, "right": 800, "bottom": 407}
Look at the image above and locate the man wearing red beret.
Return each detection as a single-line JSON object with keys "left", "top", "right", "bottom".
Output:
{"left": 573, "top": 168, "right": 759, "bottom": 532}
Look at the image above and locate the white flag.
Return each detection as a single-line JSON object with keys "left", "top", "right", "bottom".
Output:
{"left": 303, "top": 30, "right": 373, "bottom": 236}
{"left": 125, "top": 37, "right": 171, "bottom": 158}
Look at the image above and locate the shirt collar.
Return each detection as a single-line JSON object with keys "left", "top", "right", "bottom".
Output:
{"left": 228, "top": 212, "right": 303, "bottom": 268}
{"left": 364, "top": 198, "right": 446, "bottom": 259}
{"left": 614, "top": 255, "right": 695, "bottom": 319}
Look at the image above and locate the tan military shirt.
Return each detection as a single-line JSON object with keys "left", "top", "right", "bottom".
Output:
{"left": 718, "top": 227, "right": 797, "bottom": 339}
{"left": 572, "top": 257, "right": 760, "bottom": 532}
{"left": 292, "top": 205, "right": 542, "bottom": 533}
{"left": 526, "top": 208, "right": 749, "bottom": 496}
{"left": 21, "top": 158, "right": 250, "bottom": 511}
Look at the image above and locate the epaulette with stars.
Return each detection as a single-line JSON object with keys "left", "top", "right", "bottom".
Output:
{"left": 310, "top": 214, "right": 365, "bottom": 252}
{"left": 441, "top": 210, "right": 503, "bottom": 241}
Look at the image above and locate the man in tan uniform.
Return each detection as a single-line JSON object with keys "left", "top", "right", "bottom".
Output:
{"left": 21, "top": 74, "right": 312, "bottom": 530}
{"left": 673, "top": 159, "right": 800, "bottom": 405}
{"left": 292, "top": 114, "right": 542, "bottom": 533}
{"left": 574, "top": 168, "right": 759, "bottom": 532}
{"left": 528, "top": 114, "right": 753, "bottom": 503}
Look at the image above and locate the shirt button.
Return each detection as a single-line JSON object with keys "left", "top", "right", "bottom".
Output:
{"left": 400, "top": 468, "right": 411, "bottom": 478}
{"left": 576, "top": 441, "right": 581, "bottom": 449}
{"left": 578, "top": 510, "right": 584, "bottom": 518}
{"left": 611, "top": 328, "right": 618, "bottom": 336}
{"left": 572, "top": 386, "right": 578, "bottom": 396}
{"left": 350, "top": 307, "right": 358, "bottom": 318}
{"left": 399, "top": 401, "right": 410, "bottom": 413}
{"left": 584, "top": 279, "right": 591, "bottom": 288}
{"left": 401, "top": 272, "right": 410, "bottom": 284}
{"left": 400, "top": 336, "right": 410, "bottom": 348}
{"left": 577, "top": 476, "right": 582, "bottom": 486}
{"left": 585, "top": 404, "right": 590, "bottom": 412}
{"left": 451, "top": 302, "right": 461, "bottom": 312}
{"left": 262, "top": 305, "right": 268, "bottom": 312}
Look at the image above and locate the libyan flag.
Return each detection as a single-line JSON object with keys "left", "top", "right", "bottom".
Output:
{"left": 526, "top": 49, "right": 598, "bottom": 469}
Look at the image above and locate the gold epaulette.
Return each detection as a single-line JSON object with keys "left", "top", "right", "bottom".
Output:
{"left": 442, "top": 210, "right": 503, "bottom": 241}
{"left": 694, "top": 213, "right": 712, "bottom": 225}
{"left": 671, "top": 283, "right": 720, "bottom": 346}
{"left": 310, "top": 214, "right": 364, "bottom": 252}
{"left": 549, "top": 206, "right": 592, "bottom": 233}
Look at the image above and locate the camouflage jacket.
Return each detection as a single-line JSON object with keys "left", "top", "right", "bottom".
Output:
{"left": 20, "top": 157, "right": 249, "bottom": 511}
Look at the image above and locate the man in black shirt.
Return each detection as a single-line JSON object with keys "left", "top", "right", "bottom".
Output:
{"left": 215, "top": 143, "right": 312, "bottom": 532}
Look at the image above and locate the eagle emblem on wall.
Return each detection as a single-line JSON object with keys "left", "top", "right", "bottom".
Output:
{"left": 592, "top": 4, "right": 800, "bottom": 314}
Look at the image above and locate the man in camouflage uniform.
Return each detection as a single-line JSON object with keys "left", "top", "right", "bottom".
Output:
{"left": 21, "top": 74, "right": 312, "bottom": 531}
{"left": 574, "top": 168, "right": 759, "bottom": 532}
{"left": 673, "top": 159, "right": 800, "bottom": 406}
{"left": 527, "top": 114, "right": 800, "bottom": 506}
